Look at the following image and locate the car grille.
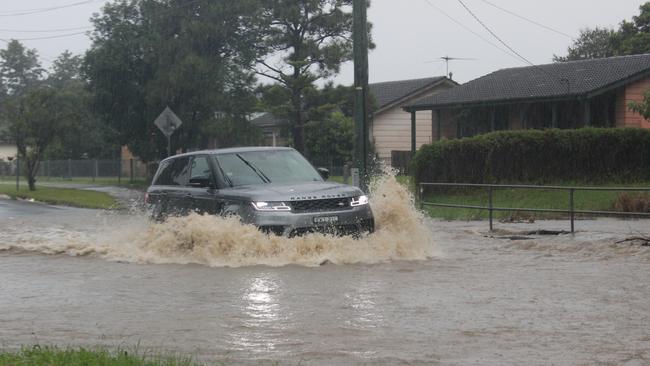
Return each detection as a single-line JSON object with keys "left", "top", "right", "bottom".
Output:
{"left": 259, "top": 225, "right": 286, "bottom": 236}
{"left": 289, "top": 219, "right": 375, "bottom": 238}
{"left": 289, "top": 198, "right": 352, "bottom": 213}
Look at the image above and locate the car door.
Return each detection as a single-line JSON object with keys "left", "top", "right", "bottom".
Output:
{"left": 186, "top": 155, "right": 219, "bottom": 214}
{"left": 162, "top": 156, "right": 192, "bottom": 216}
{"left": 148, "top": 159, "right": 173, "bottom": 218}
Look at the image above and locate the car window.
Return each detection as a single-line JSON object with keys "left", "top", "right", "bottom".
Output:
{"left": 188, "top": 156, "right": 212, "bottom": 183}
{"left": 215, "top": 150, "right": 322, "bottom": 186}
{"left": 154, "top": 157, "right": 190, "bottom": 186}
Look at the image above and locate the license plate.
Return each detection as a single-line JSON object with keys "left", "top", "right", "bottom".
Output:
{"left": 313, "top": 216, "right": 339, "bottom": 224}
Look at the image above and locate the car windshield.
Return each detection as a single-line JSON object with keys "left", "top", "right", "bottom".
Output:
{"left": 215, "top": 150, "right": 323, "bottom": 187}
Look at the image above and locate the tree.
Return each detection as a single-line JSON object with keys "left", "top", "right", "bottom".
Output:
{"left": 7, "top": 88, "right": 77, "bottom": 190}
{"left": 255, "top": 0, "right": 372, "bottom": 155}
{"left": 48, "top": 50, "right": 83, "bottom": 89}
{"left": 553, "top": 28, "right": 618, "bottom": 62}
{"left": 84, "top": 0, "right": 264, "bottom": 161}
{"left": 0, "top": 40, "right": 44, "bottom": 142}
{"left": 0, "top": 40, "right": 46, "bottom": 176}
{"left": 44, "top": 51, "right": 117, "bottom": 160}
{"left": 0, "top": 40, "right": 43, "bottom": 96}
{"left": 555, "top": 2, "right": 650, "bottom": 61}
{"left": 305, "top": 110, "right": 354, "bottom": 167}
{"left": 628, "top": 91, "right": 650, "bottom": 120}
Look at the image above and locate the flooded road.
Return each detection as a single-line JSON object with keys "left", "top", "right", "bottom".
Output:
{"left": 1, "top": 183, "right": 650, "bottom": 365}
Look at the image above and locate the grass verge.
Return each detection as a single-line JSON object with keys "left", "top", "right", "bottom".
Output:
{"left": 0, "top": 176, "right": 149, "bottom": 190}
{"left": 420, "top": 185, "right": 650, "bottom": 220}
{"left": 330, "top": 175, "right": 412, "bottom": 187}
{"left": 0, "top": 185, "right": 119, "bottom": 210}
{"left": 0, "top": 346, "right": 200, "bottom": 366}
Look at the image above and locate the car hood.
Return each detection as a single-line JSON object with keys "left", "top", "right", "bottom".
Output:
{"left": 220, "top": 181, "right": 364, "bottom": 202}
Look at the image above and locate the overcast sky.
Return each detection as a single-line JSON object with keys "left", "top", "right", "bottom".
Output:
{"left": 0, "top": 0, "right": 645, "bottom": 85}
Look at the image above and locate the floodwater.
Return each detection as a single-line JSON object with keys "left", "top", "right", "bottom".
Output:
{"left": 1, "top": 177, "right": 650, "bottom": 365}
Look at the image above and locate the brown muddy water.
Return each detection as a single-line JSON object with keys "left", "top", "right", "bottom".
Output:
{"left": 1, "top": 176, "right": 649, "bottom": 365}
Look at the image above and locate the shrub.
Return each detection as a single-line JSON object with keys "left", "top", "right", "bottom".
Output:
{"left": 412, "top": 128, "right": 650, "bottom": 185}
{"left": 613, "top": 193, "right": 650, "bottom": 213}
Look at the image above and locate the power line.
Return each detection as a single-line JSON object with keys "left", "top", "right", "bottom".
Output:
{"left": 456, "top": 0, "right": 538, "bottom": 67}
{"left": 478, "top": 0, "right": 574, "bottom": 39}
{"left": 0, "top": 0, "right": 99, "bottom": 17}
{"left": 456, "top": 0, "right": 570, "bottom": 92}
{"left": 0, "top": 26, "right": 92, "bottom": 33}
{"left": 422, "top": 0, "right": 521, "bottom": 63}
{"left": 1, "top": 32, "right": 88, "bottom": 42}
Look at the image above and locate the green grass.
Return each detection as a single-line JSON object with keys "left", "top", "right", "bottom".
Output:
{"left": 0, "top": 176, "right": 149, "bottom": 190}
{"left": 329, "top": 175, "right": 412, "bottom": 187}
{"left": 419, "top": 184, "right": 649, "bottom": 220}
{"left": 0, "top": 185, "right": 119, "bottom": 210}
{"left": 0, "top": 346, "right": 201, "bottom": 366}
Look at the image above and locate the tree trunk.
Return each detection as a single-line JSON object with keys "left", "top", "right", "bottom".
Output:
{"left": 28, "top": 175, "right": 36, "bottom": 191}
{"left": 26, "top": 158, "right": 38, "bottom": 191}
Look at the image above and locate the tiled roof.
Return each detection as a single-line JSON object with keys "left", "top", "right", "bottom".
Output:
{"left": 369, "top": 76, "right": 448, "bottom": 111}
{"left": 405, "top": 54, "right": 650, "bottom": 110}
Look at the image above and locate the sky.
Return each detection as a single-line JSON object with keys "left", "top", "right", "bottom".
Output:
{"left": 0, "top": 0, "right": 645, "bottom": 85}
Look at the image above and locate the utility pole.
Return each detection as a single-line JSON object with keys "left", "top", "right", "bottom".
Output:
{"left": 353, "top": 0, "right": 369, "bottom": 191}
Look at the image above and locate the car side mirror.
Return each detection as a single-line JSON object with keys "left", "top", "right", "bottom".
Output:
{"left": 189, "top": 176, "right": 213, "bottom": 188}
{"left": 317, "top": 167, "right": 330, "bottom": 180}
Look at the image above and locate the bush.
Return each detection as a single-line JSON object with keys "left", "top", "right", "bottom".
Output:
{"left": 613, "top": 193, "right": 650, "bottom": 212}
{"left": 412, "top": 128, "right": 650, "bottom": 185}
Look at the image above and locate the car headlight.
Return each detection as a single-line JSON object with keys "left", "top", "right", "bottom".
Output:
{"left": 351, "top": 195, "right": 369, "bottom": 207}
{"left": 251, "top": 201, "right": 291, "bottom": 211}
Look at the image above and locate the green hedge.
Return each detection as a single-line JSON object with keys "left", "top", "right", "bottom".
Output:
{"left": 413, "top": 128, "right": 650, "bottom": 184}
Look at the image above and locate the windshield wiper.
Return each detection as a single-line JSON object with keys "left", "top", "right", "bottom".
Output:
{"left": 236, "top": 154, "right": 272, "bottom": 183}
{"left": 215, "top": 159, "right": 234, "bottom": 188}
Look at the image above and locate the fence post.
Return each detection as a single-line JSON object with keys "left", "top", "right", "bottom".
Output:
{"left": 93, "top": 160, "right": 98, "bottom": 182}
{"left": 118, "top": 160, "right": 122, "bottom": 184}
{"left": 419, "top": 184, "right": 423, "bottom": 210}
{"left": 569, "top": 188, "right": 575, "bottom": 234}
{"left": 67, "top": 159, "right": 72, "bottom": 180}
{"left": 16, "top": 158, "right": 19, "bottom": 191}
{"left": 46, "top": 160, "right": 50, "bottom": 181}
{"left": 129, "top": 158, "right": 134, "bottom": 183}
{"left": 488, "top": 186, "right": 494, "bottom": 232}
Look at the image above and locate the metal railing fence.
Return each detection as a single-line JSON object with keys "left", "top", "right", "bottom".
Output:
{"left": 419, "top": 182, "right": 650, "bottom": 233}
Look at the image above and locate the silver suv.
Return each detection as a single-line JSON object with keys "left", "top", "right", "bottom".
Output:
{"left": 146, "top": 147, "right": 374, "bottom": 237}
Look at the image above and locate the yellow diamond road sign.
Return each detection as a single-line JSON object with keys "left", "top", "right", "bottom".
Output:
{"left": 155, "top": 106, "right": 183, "bottom": 137}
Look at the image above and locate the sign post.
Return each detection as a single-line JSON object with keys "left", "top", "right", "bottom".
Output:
{"left": 154, "top": 106, "right": 183, "bottom": 157}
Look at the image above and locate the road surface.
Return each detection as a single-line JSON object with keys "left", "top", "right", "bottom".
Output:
{"left": 1, "top": 196, "right": 649, "bottom": 365}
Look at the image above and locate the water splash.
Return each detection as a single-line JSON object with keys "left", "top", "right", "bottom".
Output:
{"left": 1, "top": 171, "right": 438, "bottom": 267}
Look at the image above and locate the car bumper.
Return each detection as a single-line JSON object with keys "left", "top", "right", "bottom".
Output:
{"left": 243, "top": 205, "right": 375, "bottom": 237}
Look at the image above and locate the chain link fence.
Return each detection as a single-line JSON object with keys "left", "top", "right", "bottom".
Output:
{"left": 0, "top": 159, "right": 153, "bottom": 184}
{"left": 0, "top": 159, "right": 355, "bottom": 185}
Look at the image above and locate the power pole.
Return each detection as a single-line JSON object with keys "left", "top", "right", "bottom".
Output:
{"left": 353, "top": 0, "right": 369, "bottom": 191}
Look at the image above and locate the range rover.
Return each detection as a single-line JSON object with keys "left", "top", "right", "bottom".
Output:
{"left": 146, "top": 147, "right": 374, "bottom": 237}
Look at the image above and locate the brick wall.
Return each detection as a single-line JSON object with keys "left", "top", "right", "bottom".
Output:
{"left": 619, "top": 77, "right": 650, "bottom": 128}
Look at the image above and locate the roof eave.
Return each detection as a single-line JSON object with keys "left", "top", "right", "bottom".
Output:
{"left": 375, "top": 78, "right": 458, "bottom": 115}
{"left": 403, "top": 93, "right": 586, "bottom": 112}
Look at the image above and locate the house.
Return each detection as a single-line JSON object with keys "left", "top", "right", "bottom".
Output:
{"left": 369, "top": 76, "right": 457, "bottom": 165}
{"left": 403, "top": 54, "right": 650, "bottom": 153}
{"left": 0, "top": 122, "right": 16, "bottom": 162}
{"left": 249, "top": 112, "right": 290, "bottom": 147}
{"left": 0, "top": 140, "right": 15, "bottom": 161}
{"left": 248, "top": 76, "right": 458, "bottom": 164}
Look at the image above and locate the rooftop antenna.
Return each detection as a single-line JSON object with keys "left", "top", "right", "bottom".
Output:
{"left": 426, "top": 55, "right": 478, "bottom": 80}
